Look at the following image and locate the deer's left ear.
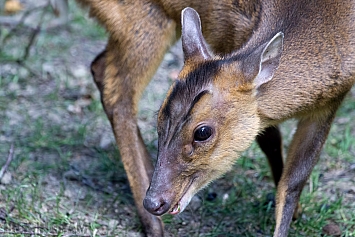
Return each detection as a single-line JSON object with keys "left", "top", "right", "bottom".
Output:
{"left": 244, "top": 32, "right": 284, "bottom": 88}
{"left": 181, "top": 7, "right": 212, "bottom": 62}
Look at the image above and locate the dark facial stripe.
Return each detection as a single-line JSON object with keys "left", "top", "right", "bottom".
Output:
{"left": 184, "top": 89, "right": 210, "bottom": 121}
{"left": 159, "top": 61, "right": 220, "bottom": 148}
{"left": 162, "top": 60, "right": 220, "bottom": 119}
{"left": 167, "top": 89, "right": 211, "bottom": 147}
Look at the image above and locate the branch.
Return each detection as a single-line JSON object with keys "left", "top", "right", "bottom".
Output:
{"left": 0, "top": 144, "right": 14, "bottom": 180}
{"left": 20, "top": 2, "right": 48, "bottom": 62}
{"left": 0, "top": 230, "right": 91, "bottom": 237}
{"left": 21, "top": 27, "right": 39, "bottom": 61}
{"left": 0, "top": 4, "right": 47, "bottom": 47}
{"left": 0, "top": 3, "right": 49, "bottom": 77}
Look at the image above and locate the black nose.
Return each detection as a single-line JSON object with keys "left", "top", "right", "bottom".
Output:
{"left": 143, "top": 195, "right": 171, "bottom": 216}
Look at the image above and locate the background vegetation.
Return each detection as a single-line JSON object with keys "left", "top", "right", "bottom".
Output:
{"left": 0, "top": 1, "right": 354, "bottom": 236}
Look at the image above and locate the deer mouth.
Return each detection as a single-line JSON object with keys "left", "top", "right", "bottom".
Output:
{"left": 170, "top": 203, "right": 181, "bottom": 215}
{"left": 169, "top": 177, "right": 197, "bottom": 215}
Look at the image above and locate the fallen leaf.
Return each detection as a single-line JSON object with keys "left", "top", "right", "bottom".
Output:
{"left": 322, "top": 222, "right": 342, "bottom": 237}
{"left": 4, "top": 0, "right": 23, "bottom": 15}
{"left": 0, "top": 171, "right": 12, "bottom": 185}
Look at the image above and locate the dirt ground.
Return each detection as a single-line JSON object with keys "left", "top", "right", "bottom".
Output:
{"left": 0, "top": 1, "right": 354, "bottom": 237}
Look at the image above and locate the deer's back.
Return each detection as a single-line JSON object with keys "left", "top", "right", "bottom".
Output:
{"left": 248, "top": 0, "right": 355, "bottom": 123}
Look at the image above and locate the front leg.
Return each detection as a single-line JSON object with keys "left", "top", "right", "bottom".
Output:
{"left": 91, "top": 14, "right": 176, "bottom": 234}
{"left": 91, "top": 49, "right": 164, "bottom": 236}
{"left": 256, "top": 126, "right": 284, "bottom": 187}
{"left": 274, "top": 111, "right": 337, "bottom": 237}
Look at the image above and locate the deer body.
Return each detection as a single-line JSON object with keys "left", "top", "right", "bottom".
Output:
{"left": 255, "top": 2, "right": 355, "bottom": 125}
{"left": 76, "top": 0, "right": 355, "bottom": 236}
{"left": 144, "top": 1, "right": 355, "bottom": 237}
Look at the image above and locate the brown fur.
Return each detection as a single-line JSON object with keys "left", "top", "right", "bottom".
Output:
{"left": 143, "top": 1, "right": 355, "bottom": 237}
{"left": 76, "top": 0, "right": 355, "bottom": 236}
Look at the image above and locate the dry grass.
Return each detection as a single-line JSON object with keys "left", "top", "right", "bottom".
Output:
{"left": 0, "top": 1, "right": 354, "bottom": 236}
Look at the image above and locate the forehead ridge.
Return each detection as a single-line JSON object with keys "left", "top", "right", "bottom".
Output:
{"left": 158, "top": 60, "right": 221, "bottom": 145}
{"left": 162, "top": 60, "right": 220, "bottom": 119}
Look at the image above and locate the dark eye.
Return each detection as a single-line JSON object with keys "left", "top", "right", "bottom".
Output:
{"left": 194, "top": 126, "right": 213, "bottom": 142}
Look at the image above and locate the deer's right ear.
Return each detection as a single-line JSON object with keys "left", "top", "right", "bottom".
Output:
{"left": 242, "top": 32, "right": 284, "bottom": 89}
{"left": 181, "top": 7, "right": 212, "bottom": 62}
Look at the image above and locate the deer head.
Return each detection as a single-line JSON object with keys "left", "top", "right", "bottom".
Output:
{"left": 143, "top": 7, "right": 283, "bottom": 216}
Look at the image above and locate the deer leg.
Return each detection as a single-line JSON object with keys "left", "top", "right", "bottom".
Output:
{"left": 256, "top": 126, "right": 284, "bottom": 187}
{"left": 256, "top": 126, "right": 304, "bottom": 219}
{"left": 90, "top": 19, "right": 176, "bottom": 236}
{"left": 257, "top": 126, "right": 303, "bottom": 220}
{"left": 273, "top": 111, "right": 337, "bottom": 237}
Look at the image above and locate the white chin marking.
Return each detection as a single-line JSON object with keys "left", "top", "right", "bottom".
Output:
{"left": 169, "top": 178, "right": 198, "bottom": 215}
{"left": 169, "top": 203, "right": 181, "bottom": 215}
{"left": 169, "top": 192, "right": 193, "bottom": 215}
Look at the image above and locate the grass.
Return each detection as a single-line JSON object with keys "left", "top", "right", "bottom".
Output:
{"left": 1, "top": 1, "right": 355, "bottom": 236}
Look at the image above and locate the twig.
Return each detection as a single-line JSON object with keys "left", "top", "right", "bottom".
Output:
{"left": 22, "top": 27, "right": 40, "bottom": 61}
{"left": 0, "top": 206, "right": 14, "bottom": 220}
{"left": 0, "top": 4, "right": 48, "bottom": 47}
{"left": 0, "top": 230, "right": 91, "bottom": 237}
{"left": 322, "top": 164, "right": 355, "bottom": 182}
{"left": 65, "top": 165, "right": 113, "bottom": 195}
{"left": 16, "top": 60, "right": 40, "bottom": 76}
{"left": 0, "top": 144, "right": 14, "bottom": 180}
{"left": 0, "top": 3, "right": 49, "bottom": 77}
{"left": 0, "top": 58, "right": 40, "bottom": 76}
{"left": 20, "top": 2, "right": 48, "bottom": 62}
{"left": 0, "top": 16, "right": 37, "bottom": 30}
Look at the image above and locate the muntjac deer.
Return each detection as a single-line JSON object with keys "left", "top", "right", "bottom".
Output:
{"left": 77, "top": 0, "right": 355, "bottom": 236}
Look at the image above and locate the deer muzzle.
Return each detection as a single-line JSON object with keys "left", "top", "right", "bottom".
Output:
{"left": 143, "top": 162, "right": 198, "bottom": 216}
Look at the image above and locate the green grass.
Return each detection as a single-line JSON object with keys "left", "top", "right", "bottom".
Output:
{"left": 1, "top": 1, "right": 355, "bottom": 236}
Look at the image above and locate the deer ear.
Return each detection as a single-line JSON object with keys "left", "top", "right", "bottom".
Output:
{"left": 181, "top": 7, "right": 212, "bottom": 62}
{"left": 244, "top": 32, "right": 284, "bottom": 88}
